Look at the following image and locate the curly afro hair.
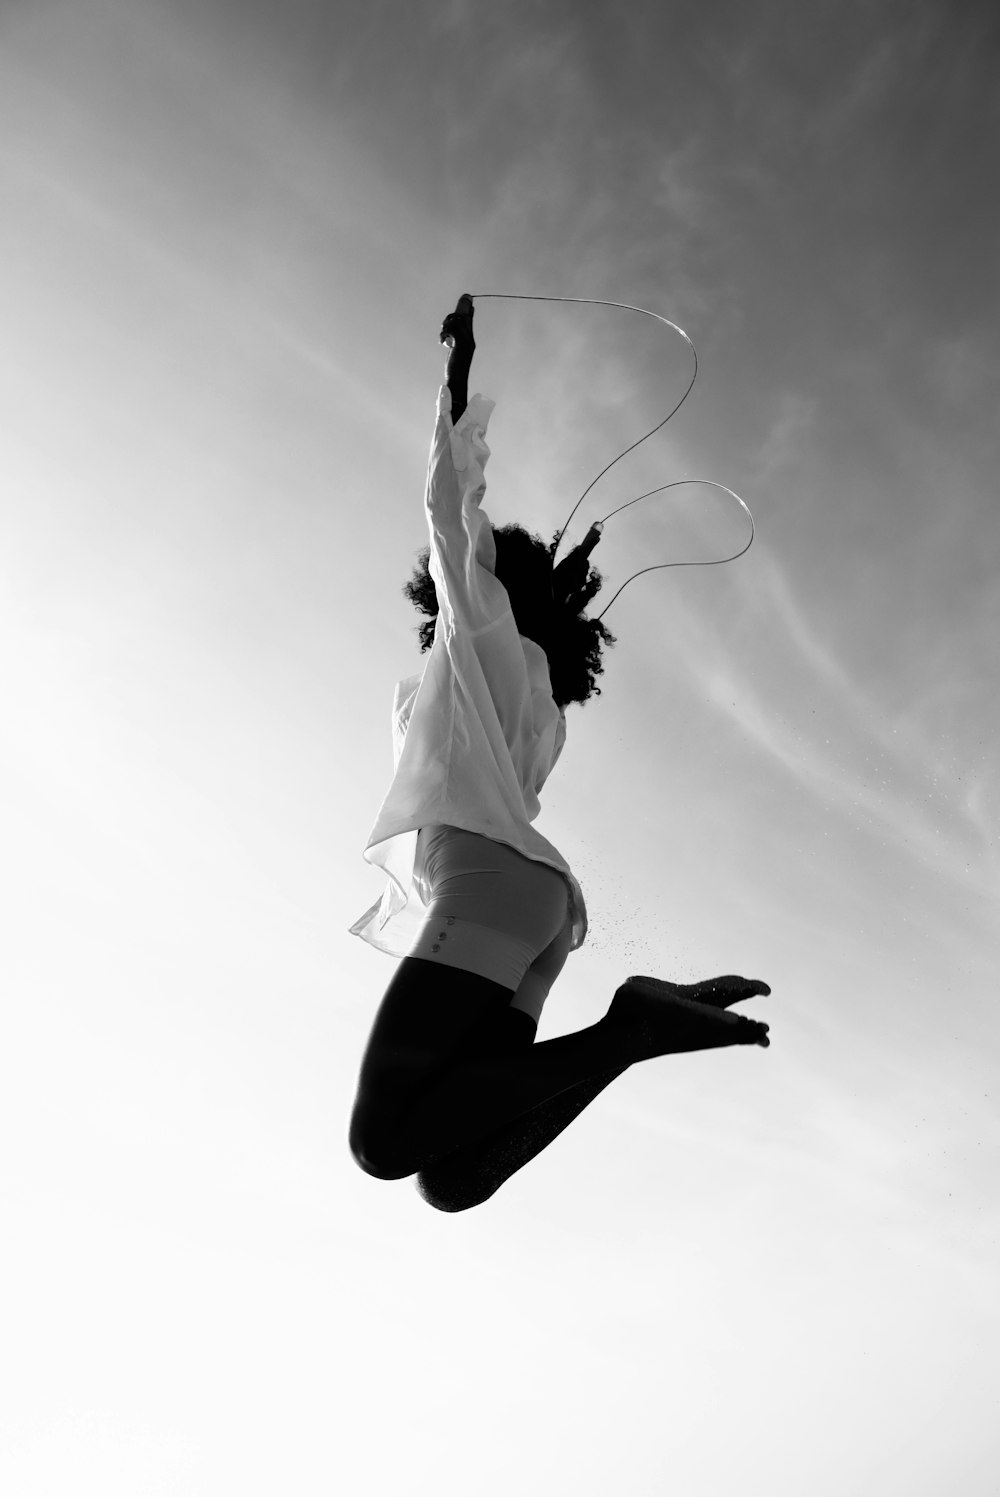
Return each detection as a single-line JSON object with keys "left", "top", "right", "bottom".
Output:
{"left": 402, "top": 521, "right": 617, "bottom": 710}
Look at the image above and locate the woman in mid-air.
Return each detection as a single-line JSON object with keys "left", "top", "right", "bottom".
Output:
{"left": 348, "top": 294, "right": 771, "bottom": 1212}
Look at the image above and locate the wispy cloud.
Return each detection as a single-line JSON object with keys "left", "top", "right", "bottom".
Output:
{"left": 666, "top": 545, "right": 1000, "bottom": 898}
{"left": 927, "top": 329, "right": 1000, "bottom": 414}
{"left": 654, "top": 140, "right": 714, "bottom": 234}
{"left": 748, "top": 389, "right": 819, "bottom": 490}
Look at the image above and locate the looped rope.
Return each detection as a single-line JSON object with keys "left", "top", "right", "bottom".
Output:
{"left": 468, "top": 293, "right": 755, "bottom": 619}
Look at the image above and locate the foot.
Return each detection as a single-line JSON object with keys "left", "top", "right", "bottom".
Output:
{"left": 606, "top": 973, "right": 771, "bottom": 1059}
{"left": 440, "top": 293, "right": 476, "bottom": 348}
{"left": 645, "top": 974, "right": 770, "bottom": 1010}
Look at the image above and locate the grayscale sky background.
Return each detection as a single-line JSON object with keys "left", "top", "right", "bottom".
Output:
{"left": 2, "top": 1, "right": 998, "bottom": 1493}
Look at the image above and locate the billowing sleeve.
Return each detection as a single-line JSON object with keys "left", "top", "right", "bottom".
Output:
{"left": 425, "top": 385, "right": 511, "bottom": 637}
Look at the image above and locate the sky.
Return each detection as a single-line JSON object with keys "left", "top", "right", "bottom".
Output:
{"left": 1, "top": 0, "right": 998, "bottom": 1492}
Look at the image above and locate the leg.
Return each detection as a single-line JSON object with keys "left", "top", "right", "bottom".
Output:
{"left": 349, "top": 954, "right": 518, "bottom": 1177}
{"left": 352, "top": 962, "right": 768, "bottom": 1182}
{"left": 416, "top": 974, "right": 774, "bottom": 1210}
{"left": 417, "top": 913, "right": 624, "bottom": 1211}
{"left": 416, "top": 1056, "right": 627, "bottom": 1212}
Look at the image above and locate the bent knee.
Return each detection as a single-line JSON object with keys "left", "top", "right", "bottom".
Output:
{"left": 348, "top": 1115, "right": 412, "bottom": 1182}
{"left": 350, "top": 1142, "right": 411, "bottom": 1182}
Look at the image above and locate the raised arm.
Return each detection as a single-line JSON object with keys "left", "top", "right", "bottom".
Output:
{"left": 439, "top": 292, "right": 476, "bottom": 424}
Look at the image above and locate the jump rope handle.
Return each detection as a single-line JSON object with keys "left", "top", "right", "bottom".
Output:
{"left": 440, "top": 293, "right": 476, "bottom": 349}
{"left": 576, "top": 522, "right": 604, "bottom": 556}
{"left": 552, "top": 521, "right": 604, "bottom": 605}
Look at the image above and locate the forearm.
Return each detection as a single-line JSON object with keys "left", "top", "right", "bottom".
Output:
{"left": 445, "top": 341, "right": 473, "bottom": 423}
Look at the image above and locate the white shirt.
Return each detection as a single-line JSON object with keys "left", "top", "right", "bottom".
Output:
{"left": 349, "top": 384, "right": 588, "bottom": 959}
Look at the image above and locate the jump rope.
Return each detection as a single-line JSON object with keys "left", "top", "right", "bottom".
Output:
{"left": 460, "top": 293, "right": 755, "bottom": 623}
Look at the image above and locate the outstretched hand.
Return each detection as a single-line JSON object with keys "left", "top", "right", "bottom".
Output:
{"left": 440, "top": 293, "right": 476, "bottom": 347}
